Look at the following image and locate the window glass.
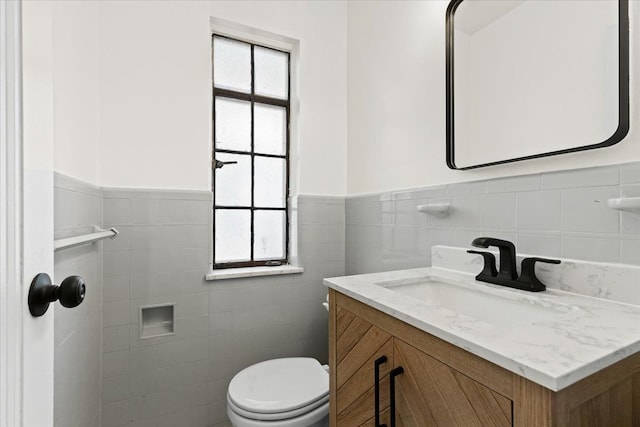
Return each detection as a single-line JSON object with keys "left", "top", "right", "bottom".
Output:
{"left": 254, "top": 157, "right": 286, "bottom": 208}
{"left": 213, "top": 37, "right": 251, "bottom": 93}
{"left": 215, "top": 210, "right": 251, "bottom": 263}
{"left": 215, "top": 97, "right": 251, "bottom": 152}
{"left": 254, "top": 46, "right": 289, "bottom": 99}
{"left": 254, "top": 210, "right": 286, "bottom": 261}
{"left": 214, "top": 153, "right": 251, "bottom": 207}
{"left": 212, "top": 36, "right": 290, "bottom": 268}
{"left": 254, "top": 103, "right": 287, "bottom": 156}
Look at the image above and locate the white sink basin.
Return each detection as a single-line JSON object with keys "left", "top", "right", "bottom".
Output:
{"left": 376, "top": 276, "right": 575, "bottom": 327}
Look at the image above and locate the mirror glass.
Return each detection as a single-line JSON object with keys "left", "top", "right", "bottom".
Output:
{"left": 447, "top": 0, "right": 629, "bottom": 169}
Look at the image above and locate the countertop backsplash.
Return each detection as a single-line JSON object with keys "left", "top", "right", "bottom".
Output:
{"left": 433, "top": 245, "right": 640, "bottom": 306}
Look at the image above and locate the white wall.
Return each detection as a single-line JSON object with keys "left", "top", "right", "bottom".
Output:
{"left": 43, "top": 0, "right": 640, "bottom": 196}
{"left": 80, "top": 0, "right": 344, "bottom": 195}
{"left": 346, "top": 1, "right": 640, "bottom": 196}
{"left": 47, "top": 1, "right": 347, "bottom": 194}
{"left": 52, "top": 1, "right": 100, "bottom": 185}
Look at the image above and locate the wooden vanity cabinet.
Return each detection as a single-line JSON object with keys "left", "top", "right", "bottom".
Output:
{"left": 329, "top": 289, "right": 640, "bottom": 426}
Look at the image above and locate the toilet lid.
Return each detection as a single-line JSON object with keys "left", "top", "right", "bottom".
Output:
{"left": 228, "top": 358, "right": 329, "bottom": 414}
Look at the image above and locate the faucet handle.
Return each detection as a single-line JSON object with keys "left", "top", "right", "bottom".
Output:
{"left": 467, "top": 250, "right": 498, "bottom": 278}
{"left": 517, "top": 257, "right": 561, "bottom": 292}
{"left": 471, "top": 237, "right": 515, "bottom": 250}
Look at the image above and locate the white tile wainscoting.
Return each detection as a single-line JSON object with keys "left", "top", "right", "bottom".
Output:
{"left": 100, "top": 189, "right": 343, "bottom": 427}
{"left": 54, "top": 174, "right": 103, "bottom": 427}
{"left": 53, "top": 161, "right": 640, "bottom": 427}
{"left": 346, "top": 162, "right": 640, "bottom": 276}
{"left": 53, "top": 173, "right": 344, "bottom": 427}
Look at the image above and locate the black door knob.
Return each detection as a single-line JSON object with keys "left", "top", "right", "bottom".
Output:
{"left": 28, "top": 273, "right": 86, "bottom": 317}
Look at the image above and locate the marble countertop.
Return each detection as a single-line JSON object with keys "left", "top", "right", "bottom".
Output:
{"left": 324, "top": 267, "right": 640, "bottom": 391}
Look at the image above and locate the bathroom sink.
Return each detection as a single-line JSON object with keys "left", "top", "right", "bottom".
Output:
{"left": 375, "top": 276, "right": 574, "bottom": 327}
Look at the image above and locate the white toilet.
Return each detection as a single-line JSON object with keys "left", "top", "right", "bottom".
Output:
{"left": 227, "top": 357, "right": 330, "bottom": 427}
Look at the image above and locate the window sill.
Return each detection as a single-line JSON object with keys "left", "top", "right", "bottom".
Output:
{"left": 205, "top": 265, "right": 304, "bottom": 281}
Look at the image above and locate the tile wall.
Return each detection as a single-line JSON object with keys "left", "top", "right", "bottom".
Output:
{"left": 54, "top": 161, "right": 639, "bottom": 426}
{"left": 346, "top": 163, "right": 640, "bottom": 275}
{"left": 54, "top": 174, "right": 103, "bottom": 427}
{"left": 100, "top": 191, "right": 344, "bottom": 427}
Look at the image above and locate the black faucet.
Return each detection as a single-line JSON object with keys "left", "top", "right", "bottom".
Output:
{"left": 467, "top": 237, "right": 560, "bottom": 292}
{"left": 470, "top": 237, "right": 518, "bottom": 280}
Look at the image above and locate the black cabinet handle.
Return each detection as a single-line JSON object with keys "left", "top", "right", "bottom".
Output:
{"left": 389, "top": 366, "right": 404, "bottom": 427}
{"left": 374, "top": 355, "right": 388, "bottom": 427}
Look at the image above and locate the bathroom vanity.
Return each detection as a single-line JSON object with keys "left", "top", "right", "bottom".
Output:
{"left": 326, "top": 247, "right": 640, "bottom": 426}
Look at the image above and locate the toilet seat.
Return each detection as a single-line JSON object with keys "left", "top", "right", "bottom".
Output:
{"left": 227, "top": 357, "right": 329, "bottom": 421}
{"left": 228, "top": 392, "right": 329, "bottom": 421}
{"left": 227, "top": 400, "right": 329, "bottom": 427}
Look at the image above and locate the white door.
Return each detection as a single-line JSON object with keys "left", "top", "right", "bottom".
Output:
{"left": 1, "top": 1, "right": 55, "bottom": 426}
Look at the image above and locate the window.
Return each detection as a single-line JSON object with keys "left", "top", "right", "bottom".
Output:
{"left": 212, "top": 35, "right": 290, "bottom": 269}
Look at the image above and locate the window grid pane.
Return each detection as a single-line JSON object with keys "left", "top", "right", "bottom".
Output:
{"left": 214, "top": 152, "right": 251, "bottom": 207}
{"left": 214, "top": 209, "right": 251, "bottom": 263}
{"left": 254, "top": 46, "right": 289, "bottom": 100}
{"left": 213, "top": 36, "right": 251, "bottom": 93}
{"left": 214, "top": 97, "right": 251, "bottom": 152}
{"left": 254, "top": 103, "right": 287, "bottom": 156}
{"left": 212, "top": 36, "right": 290, "bottom": 269}
{"left": 254, "top": 210, "right": 286, "bottom": 260}
{"left": 254, "top": 156, "right": 286, "bottom": 208}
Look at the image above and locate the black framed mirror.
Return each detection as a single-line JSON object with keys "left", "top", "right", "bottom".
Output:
{"left": 446, "top": 0, "right": 630, "bottom": 170}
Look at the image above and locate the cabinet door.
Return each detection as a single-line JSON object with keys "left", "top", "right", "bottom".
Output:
{"left": 393, "top": 339, "right": 512, "bottom": 427}
{"left": 335, "top": 306, "right": 393, "bottom": 426}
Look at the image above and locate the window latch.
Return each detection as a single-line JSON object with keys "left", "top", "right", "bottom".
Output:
{"left": 214, "top": 159, "right": 238, "bottom": 169}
